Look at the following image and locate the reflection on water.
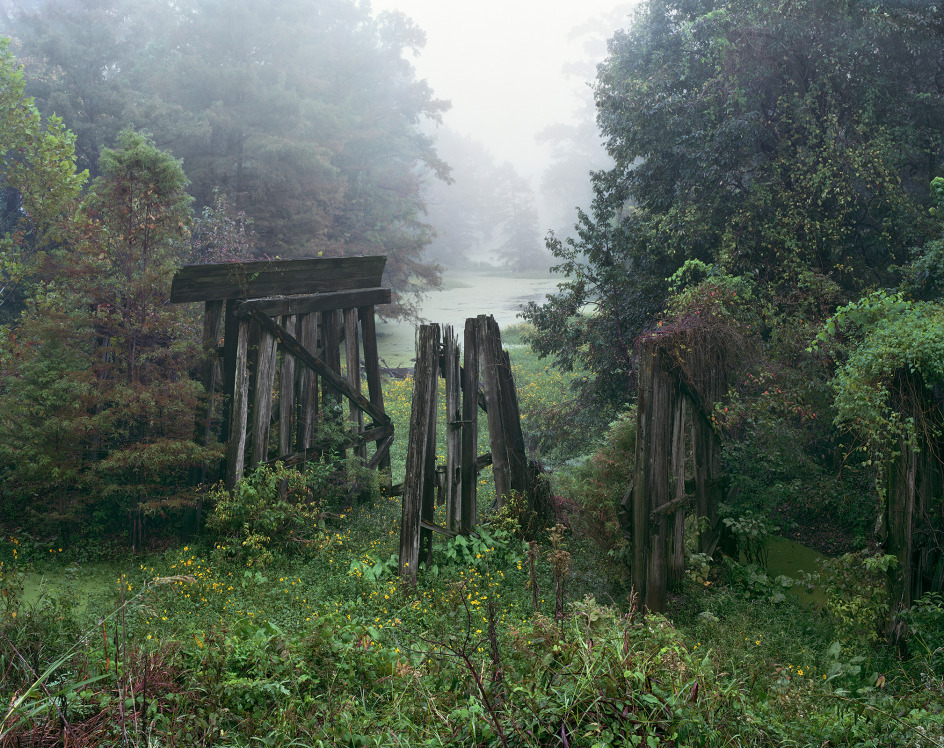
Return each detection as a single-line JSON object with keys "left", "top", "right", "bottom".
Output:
{"left": 376, "top": 272, "right": 560, "bottom": 368}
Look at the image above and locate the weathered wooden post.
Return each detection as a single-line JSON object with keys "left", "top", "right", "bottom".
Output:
{"left": 668, "top": 398, "right": 687, "bottom": 589}
{"left": 360, "top": 305, "right": 391, "bottom": 476}
{"left": 443, "top": 326, "right": 462, "bottom": 532}
{"left": 170, "top": 256, "right": 394, "bottom": 489}
{"left": 478, "top": 315, "right": 512, "bottom": 508}
{"left": 884, "top": 370, "right": 944, "bottom": 640}
{"left": 460, "top": 318, "right": 479, "bottom": 534}
{"left": 399, "top": 324, "right": 440, "bottom": 583}
{"left": 278, "top": 315, "right": 297, "bottom": 455}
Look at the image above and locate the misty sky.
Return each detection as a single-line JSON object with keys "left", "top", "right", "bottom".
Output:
{"left": 369, "top": 0, "right": 638, "bottom": 182}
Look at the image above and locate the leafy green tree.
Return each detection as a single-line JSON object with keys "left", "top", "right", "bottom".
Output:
{"left": 7, "top": 0, "right": 134, "bottom": 176}
{"left": 0, "top": 38, "right": 86, "bottom": 321}
{"left": 80, "top": 130, "right": 214, "bottom": 540}
{"left": 594, "top": 0, "right": 941, "bottom": 291}
{"left": 524, "top": 171, "right": 671, "bottom": 413}
{"left": 528, "top": 0, "right": 944, "bottom": 413}
{"left": 492, "top": 164, "right": 547, "bottom": 272}
{"left": 421, "top": 129, "right": 499, "bottom": 267}
{"left": 8, "top": 0, "right": 451, "bottom": 317}
{"left": 0, "top": 129, "right": 215, "bottom": 542}
{"left": 0, "top": 289, "right": 99, "bottom": 537}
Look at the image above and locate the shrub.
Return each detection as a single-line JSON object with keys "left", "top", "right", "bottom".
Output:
{"left": 553, "top": 408, "right": 636, "bottom": 555}
{"left": 207, "top": 457, "right": 378, "bottom": 565}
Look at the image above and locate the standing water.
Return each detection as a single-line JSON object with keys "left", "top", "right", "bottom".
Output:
{"left": 764, "top": 537, "right": 830, "bottom": 607}
{"left": 375, "top": 271, "right": 560, "bottom": 369}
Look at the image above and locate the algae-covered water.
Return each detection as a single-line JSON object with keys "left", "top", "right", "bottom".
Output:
{"left": 764, "top": 537, "right": 830, "bottom": 607}
{"left": 18, "top": 562, "right": 127, "bottom": 618}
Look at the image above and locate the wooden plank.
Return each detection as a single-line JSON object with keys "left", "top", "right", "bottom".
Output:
{"left": 632, "top": 346, "right": 653, "bottom": 602}
{"left": 262, "top": 425, "right": 392, "bottom": 469}
{"left": 669, "top": 398, "right": 687, "bottom": 590}
{"left": 650, "top": 493, "right": 692, "bottom": 523}
{"left": 443, "top": 326, "right": 461, "bottom": 533}
{"left": 200, "top": 300, "right": 224, "bottom": 458}
{"left": 170, "top": 256, "right": 387, "bottom": 302}
{"left": 478, "top": 315, "right": 511, "bottom": 509}
{"left": 460, "top": 318, "right": 479, "bottom": 534}
{"left": 496, "top": 331, "right": 531, "bottom": 501}
{"left": 399, "top": 324, "right": 439, "bottom": 584}
{"left": 421, "top": 519, "right": 459, "bottom": 539}
{"left": 644, "top": 347, "right": 674, "bottom": 613}
{"left": 345, "top": 308, "right": 366, "bottom": 462}
{"left": 225, "top": 320, "right": 250, "bottom": 488}
{"left": 200, "top": 301, "right": 224, "bottom": 395}
{"left": 360, "top": 305, "right": 390, "bottom": 475}
{"left": 278, "top": 315, "right": 297, "bottom": 457}
{"left": 296, "top": 313, "right": 318, "bottom": 451}
{"left": 367, "top": 431, "right": 395, "bottom": 471}
{"left": 220, "top": 299, "right": 240, "bottom": 442}
{"left": 242, "top": 306, "right": 391, "bottom": 427}
{"left": 238, "top": 287, "right": 391, "bottom": 318}
{"left": 250, "top": 328, "right": 278, "bottom": 466}
{"left": 321, "top": 309, "right": 341, "bottom": 407}
{"left": 420, "top": 325, "right": 441, "bottom": 568}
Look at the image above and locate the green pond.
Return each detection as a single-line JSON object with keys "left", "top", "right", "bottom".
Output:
{"left": 763, "top": 537, "right": 830, "bottom": 608}
{"left": 18, "top": 562, "right": 130, "bottom": 618}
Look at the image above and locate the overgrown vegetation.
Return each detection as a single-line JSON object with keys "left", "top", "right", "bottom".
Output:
{"left": 2, "top": 342, "right": 943, "bottom": 747}
{"left": 1, "top": 0, "right": 944, "bottom": 744}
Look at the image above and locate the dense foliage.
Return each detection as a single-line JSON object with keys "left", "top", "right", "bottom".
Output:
{"left": 0, "top": 126, "right": 216, "bottom": 542}
{"left": 526, "top": 0, "right": 944, "bottom": 411}
{"left": 1, "top": 0, "right": 944, "bottom": 743}
{"left": 6, "top": 0, "right": 450, "bottom": 316}
{"left": 1, "top": 352, "right": 942, "bottom": 746}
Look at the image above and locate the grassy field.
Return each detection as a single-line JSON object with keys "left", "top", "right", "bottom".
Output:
{"left": 1, "top": 328, "right": 942, "bottom": 746}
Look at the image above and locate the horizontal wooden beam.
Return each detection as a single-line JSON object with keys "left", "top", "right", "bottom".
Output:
{"left": 170, "top": 256, "right": 386, "bottom": 303}
{"left": 243, "top": 306, "right": 392, "bottom": 428}
{"left": 261, "top": 425, "right": 393, "bottom": 469}
{"left": 420, "top": 519, "right": 459, "bottom": 539}
{"left": 236, "top": 287, "right": 391, "bottom": 318}
{"left": 649, "top": 494, "right": 692, "bottom": 524}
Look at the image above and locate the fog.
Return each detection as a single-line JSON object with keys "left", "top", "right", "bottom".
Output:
{"left": 370, "top": 0, "right": 638, "bottom": 264}
{"left": 3, "top": 0, "right": 638, "bottom": 275}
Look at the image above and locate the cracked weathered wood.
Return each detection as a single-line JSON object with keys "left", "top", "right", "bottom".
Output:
{"left": 170, "top": 256, "right": 386, "bottom": 302}
{"left": 461, "top": 318, "right": 480, "bottom": 535}
{"left": 399, "top": 324, "right": 440, "bottom": 584}
{"left": 225, "top": 320, "right": 250, "bottom": 488}
{"left": 443, "top": 326, "right": 461, "bottom": 533}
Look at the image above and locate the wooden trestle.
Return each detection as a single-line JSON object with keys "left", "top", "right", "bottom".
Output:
{"left": 170, "top": 256, "right": 393, "bottom": 487}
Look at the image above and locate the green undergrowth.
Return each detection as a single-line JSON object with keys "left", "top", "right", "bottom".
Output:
{"left": 1, "top": 333, "right": 943, "bottom": 746}
{"left": 4, "top": 513, "right": 942, "bottom": 746}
